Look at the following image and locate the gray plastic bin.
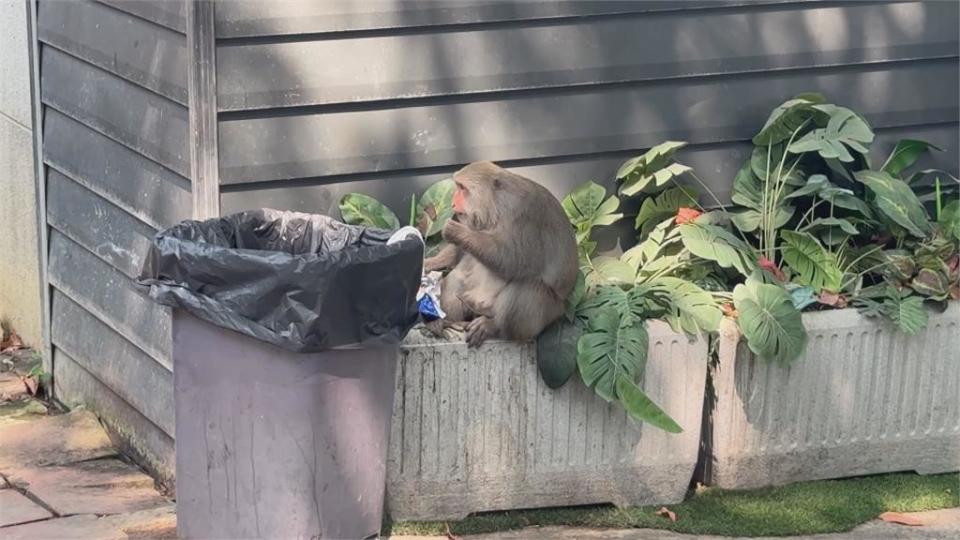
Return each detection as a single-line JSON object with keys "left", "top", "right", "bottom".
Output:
{"left": 173, "top": 310, "right": 398, "bottom": 539}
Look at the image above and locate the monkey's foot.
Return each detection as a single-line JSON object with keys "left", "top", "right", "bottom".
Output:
{"left": 465, "top": 316, "right": 495, "bottom": 348}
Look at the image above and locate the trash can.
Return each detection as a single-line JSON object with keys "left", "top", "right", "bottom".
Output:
{"left": 139, "top": 209, "right": 423, "bottom": 539}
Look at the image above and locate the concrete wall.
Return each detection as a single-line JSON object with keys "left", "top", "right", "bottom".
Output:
{"left": 0, "top": 0, "right": 42, "bottom": 347}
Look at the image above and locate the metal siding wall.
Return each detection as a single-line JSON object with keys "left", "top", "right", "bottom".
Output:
{"left": 38, "top": 0, "right": 185, "bottom": 485}
{"left": 216, "top": 0, "right": 960, "bottom": 217}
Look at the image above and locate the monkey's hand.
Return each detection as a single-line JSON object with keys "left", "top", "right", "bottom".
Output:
{"left": 466, "top": 316, "right": 496, "bottom": 348}
{"left": 442, "top": 219, "right": 468, "bottom": 245}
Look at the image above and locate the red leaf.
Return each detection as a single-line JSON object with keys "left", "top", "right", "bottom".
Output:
{"left": 22, "top": 376, "right": 38, "bottom": 397}
{"left": 655, "top": 506, "right": 678, "bottom": 522}
{"left": 879, "top": 512, "right": 924, "bottom": 526}
{"left": 675, "top": 207, "right": 702, "bottom": 225}
{"left": 818, "top": 290, "right": 847, "bottom": 308}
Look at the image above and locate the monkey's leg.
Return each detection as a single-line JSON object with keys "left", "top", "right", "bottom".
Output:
{"left": 423, "top": 244, "right": 460, "bottom": 272}
{"left": 494, "top": 281, "right": 565, "bottom": 342}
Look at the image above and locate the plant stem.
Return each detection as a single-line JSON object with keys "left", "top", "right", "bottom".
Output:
{"left": 935, "top": 177, "right": 942, "bottom": 220}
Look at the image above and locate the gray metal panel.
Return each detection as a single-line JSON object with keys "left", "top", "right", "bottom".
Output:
{"left": 48, "top": 230, "right": 171, "bottom": 370}
{"left": 43, "top": 109, "right": 191, "bottom": 230}
{"left": 51, "top": 290, "right": 174, "bottom": 436}
{"left": 213, "top": 0, "right": 808, "bottom": 38}
{"left": 46, "top": 170, "right": 157, "bottom": 280}
{"left": 218, "top": 60, "right": 959, "bottom": 184}
{"left": 216, "top": 1, "right": 959, "bottom": 111}
{"left": 221, "top": 123, "right": 960, "bottom": 217}
{"left": 53, "top": 348, "right": 175, "bottom": 486}
{"left": 96, "top": 0, "right": 185, "bottom": 34}
{"left": 40, "top": 45, "right": 190, "bottom": 178}
{"left": 39, "top": 0, "right": 187, "bottom": 104}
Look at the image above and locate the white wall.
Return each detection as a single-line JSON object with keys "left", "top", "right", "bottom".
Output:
{"left": 0, "top": 0, "right": 42, "bottom": 346}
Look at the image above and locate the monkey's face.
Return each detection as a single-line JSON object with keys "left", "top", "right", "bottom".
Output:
{"left": 452, "top": 180, "right": 468, "bottom": 215}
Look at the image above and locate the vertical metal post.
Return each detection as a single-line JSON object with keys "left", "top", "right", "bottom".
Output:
{"left": 25, "top": 0, "right": 52, "bottom": 376}
{"left": 186, "top": 0, "right": 220, "bottom": 219}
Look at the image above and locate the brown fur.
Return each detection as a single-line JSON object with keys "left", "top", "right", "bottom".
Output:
{"left": 423, "top": 161, "right": 578, "bottom": 347}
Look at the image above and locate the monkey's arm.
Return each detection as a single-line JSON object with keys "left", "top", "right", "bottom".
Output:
{"left": 423, "top": 243, "right": 460, "bottom": 272}
{"left": 445, "top": 220, "right": 534, "bottom": 280}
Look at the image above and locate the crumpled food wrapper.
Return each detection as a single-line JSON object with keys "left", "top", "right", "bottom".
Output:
{"left": 417, "top": 271, "right": 446, "bottom": 320}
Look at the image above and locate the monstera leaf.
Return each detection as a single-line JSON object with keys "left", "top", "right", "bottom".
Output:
{"left": 616, "top": 375, "right": 682, "bottom": 433}
{"left": 537, "top": 319, "right": 583, "bottom": 389}
{"left": 588, "top": 257, "right": 636, "bottom": 287}
{"left": 733, "top": 279, "right": 807, "bottom": 364}
{"left": 617, "top": 141, "right": 691, "bottom": 196}
{"left": 415, "top": 179, "right": 455, "bottom": 237}
{"left": 576, "top": 308, "right": 647, "bottom": 401}
{"left": 339, "top": 193, "right": 400, "bottom": 230}
{"left": 635, "top": 186, "right": 699, "bottom": 236}
{"left": 789, "top": 105, "right": 874, "bottom": 162}
{"left": 565, "top": 270, "right": 586, "bottom": 321}
{"left": 641, "top": 276, "right": 722, "bottom": 336}
{"left": 881, "top": 139, "right": 942, "bottom": 177}
{"left": 679, "top": 222, "right": 756, "bottom": 276}
{"left": 563, "top": 181, "right": 622, "bottom": 245}
{"left": 856, "top": 170, "right": 932, "bottom": 238}
{"left": 752, "top": 94, "right": 825, "bottom": 146}
{"left": 623, "top": 218, "right": 682, "bottom": 277}
{"left": 780, "top": 230, "right": 843, "bottom": 291}
{"left": 751, "top": 144, "right": 805, "bottom": 186}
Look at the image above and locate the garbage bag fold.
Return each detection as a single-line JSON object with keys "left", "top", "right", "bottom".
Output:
{"left": 138, "top": 209, "right": 423, "bottom": 352}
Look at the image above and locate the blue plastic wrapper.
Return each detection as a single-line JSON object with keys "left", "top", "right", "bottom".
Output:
{"left": 416, "top": 271, "right": 446, "bottom": 321}
{"left": 418, "top": 295, "right": 442, "bottom": 321}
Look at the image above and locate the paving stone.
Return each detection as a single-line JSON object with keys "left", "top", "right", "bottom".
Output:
{"left": 0, "top": 410, "right": 114, "bottom": 470}
{"left": 0, "top": 489, "right": 52, "bottom": 527}
{"left": 3, "top": 458, "right": 168, "bottom": 516}
{"left": 0, "top": 504, "right": 176, "bottom": 540}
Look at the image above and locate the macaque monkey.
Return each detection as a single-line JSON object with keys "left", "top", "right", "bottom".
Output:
{"left": 423, "top": 161, "right": 578, "bottom": 347}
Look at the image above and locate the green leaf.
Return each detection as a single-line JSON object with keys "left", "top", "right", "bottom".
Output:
{"left": 617, "top": 141, "right": 689, "bottom": 196}
{"left": 616, "top": 375, "right": 682, "bottom": 433}
{"left": 565, "top": 270, "right": 587, "bottom": 321}
{"left": 588, "top": 257, "right": 636, "bottom": 286}
{"left": 910, "top": 268, "right": 949, "bottom": 299}
{"left": 785, "top": 283, "right": 818, "bottom": 310}
{"left": 788, "top": 106, "right": 874, "bottom": 162}
{"left": 939, "top": 199, "right": 960, "bottom": 241}
{"left": 801, "top": 217, "right": 859, "bottom": 236}
{"left": 882, "top": 139, "right": 942, "bottom": 177}
{"left": 733, "top": 279, "right": 807, "bottom": 364}
{"left": 577, "top": 309, "right": 648, "bottom": 401}
{"left": 563, "top": 181, "right": 623, "bottom": 245}
{"left": 339, "top": 193, "right": 400, "bottom": 230}
{"left": 856, "top": 170, "right": 932, "bottom": 238}
{"left": 642, "top": 276, "right": 722, "bottom": 336}
{"left": 635, "top": 186, "right": 700, "bottom": 236}
{"left": 785, "top": 174, "right": 830, "bottom": 199}
{"left": 730, "top": 206, "right": 795, "bottom": 233}
{"left": 623, "top": 218, "right": 683, "bottom": 277}
{"left": 415, "top": 179, "right": 455, "bottom": 237}
{"left": 751, "top": 145, "right": 805, "bottom": 186}
{"left": 882, "top": 288, "right": 928, "bottom": 334}
{"left": 578, "top": 285, "right": 632, "bottom": 323}
{"left": 752, "top": 95, "right": 825, "bottom": 146}
{"left": 537, "top": 319, "right": 583, "bottom": 389}
{"left": 881, "top": 249, "right": 917, "bottom": 281}
{"left": 780, "top": 231, "right": 843, "bottom": 291}
{"left": 679, "top": 222, "right": 756, "bottom": 276}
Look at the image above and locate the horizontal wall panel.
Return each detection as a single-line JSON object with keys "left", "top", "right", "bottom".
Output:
{"left": 221, "top": 123, "right": 959, "bottom": 217}
{"left": 39, "top": 0, "right": 187, "bottom": 104}
{"left": 48, "top": 230, "right": 171, "bottom": 370}
{"left": 43, "top": 109, "right": 190, "bottom": 230}
{"left": 40, "top": 45, "right": 190, "bottom": 178}
{"left": 46, "top": 170, "right": 157, "bottom": 280}
{"left": 96, "top": 0, "right": 185, "bottom": 34}
{"left": 217, "top": 1, "right": 958, "bottom": 111}
{"left": 218, "top": 60, "right": 959, "bottom": 184}
{"left": 53, "top": 348, "right": 175, "bottom": 485}
{"left": 213, "top": 0, "right": 811, "bottom": 38}
{"left": 52, "top": 291, "right": 174, "bottom": 436}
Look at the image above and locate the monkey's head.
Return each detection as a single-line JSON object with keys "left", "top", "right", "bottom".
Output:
{"left": 451, "top": 161, "right": 507, "bottom": 230}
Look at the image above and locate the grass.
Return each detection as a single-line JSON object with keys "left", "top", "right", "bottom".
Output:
{"left": 385, "top": 472, "right": 959, "bottom": 537}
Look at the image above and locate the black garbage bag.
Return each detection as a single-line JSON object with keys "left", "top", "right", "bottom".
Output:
{"left": 138, "top": 209, "right": 424, "bottom": 352}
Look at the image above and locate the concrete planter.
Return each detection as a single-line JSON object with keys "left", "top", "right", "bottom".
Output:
{"left": 706, "top": 303, "right": 960, "bottom": 490}
{"left": 386, "top": 322, "right": 707, "bottom": 521}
